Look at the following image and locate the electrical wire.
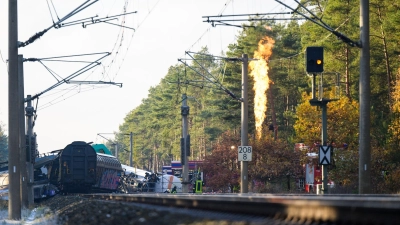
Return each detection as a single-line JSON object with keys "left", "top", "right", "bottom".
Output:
{"left": 95, "top": 0, "right": 161, "bottom": 85}
{"left": 0, "top": 50, "right": 5, "bottom": 64}
{"left": 50, "top": 0, "right": 60, "bottom": 20}
{"left": 37, "top": 0, "right": 303, "bottom": 112}
{"left": 36, "top": 0, "right": 142, "bottom": 111}
{"left": 37, "top": 60, "right": 64, "bottom": 82}
{"left": 266, "top": 17, "right": 351, "bottom": 64}
{"left": 41, "top": 0, "right": 229, "bottom": 111}
{"left": 38, "top": 84, "right": 111, "bottom": 110}
{"left": 46, "top": 0, "right": 56, "bottom": 24}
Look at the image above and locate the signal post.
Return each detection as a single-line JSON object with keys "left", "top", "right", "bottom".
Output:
{"left": 306, "top": 47, "right": 338, "bottom": 194}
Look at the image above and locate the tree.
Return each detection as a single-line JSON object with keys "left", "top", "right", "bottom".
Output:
{"left": 0, "top": 123, "right": 7, "bottom": 163}
{"left": 294, "top": 91, "right": 359, "bottom": 191}
{"left": 388, "top": 69, "right": 400, "bottom": 147}
{"left": 202, "top": 131, "right": 240, "bottom": 192}
{"left": 249, "top": 137, "right": 302, "bottom": 193}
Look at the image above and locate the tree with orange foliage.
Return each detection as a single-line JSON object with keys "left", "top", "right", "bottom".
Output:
{"left": 379, "top": 69, "right": 400, "bottom": 193}
{"left": 294, "top": 92, "right": 359, "bottom": 147}
{"left": 294, "top": 91, "right": 360, "bottom": 192}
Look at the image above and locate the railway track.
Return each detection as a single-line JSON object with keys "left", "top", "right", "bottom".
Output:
{"left": 83, "top": 193, "right": 400, "bottom": 225}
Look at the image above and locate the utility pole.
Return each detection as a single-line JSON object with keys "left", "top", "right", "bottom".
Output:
{"left": 18, "top": 55, "right": 28, "bottom": 208}
{"left": 129, "top": 132, "right": 133, "bottom": 167}
{"left": 97, "top": 133, "right": 121, "bottom": 159}
{"left": 8, "top": 0, "right": 21, "bottom": 219}
{"left": 181, "top": 94, "right": 189, "bottom": 193}
{"left": 115, "top": 144, "right": 119, "bottom": 159}
{"left": 359, "top": 0, "right": 371, "bottom": 194}
{"left": 241, "top": 54, "right": 249, "bottom": 193}
{"left": 25, "top": 96, "right": 35, "bottom": 206}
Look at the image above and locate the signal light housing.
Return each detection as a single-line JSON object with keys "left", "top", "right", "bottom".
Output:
{"left": 306, "top": 47, "right": 324, "bottom": 73}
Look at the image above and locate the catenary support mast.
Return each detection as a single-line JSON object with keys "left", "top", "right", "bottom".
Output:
{"left": 18, "top": 55, "right": 28, "bottom": 208}
{"left": 8, "top": 0, "right": 21, "bottom": 219}
{"left": 181, "top": 94, "right": 189, "bottom": 193}
{"left": 359, "top": 0, "right": 371, "bottom": 194}
{"left": 25, "top": 95, "right": 35, "bottom": 207}
{"left": 241, "top": 54, "right": 249, "bottom": 193}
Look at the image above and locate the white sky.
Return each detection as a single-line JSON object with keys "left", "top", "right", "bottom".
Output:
{"left": 0, "top": 0, "right": 297, "bottom": 154}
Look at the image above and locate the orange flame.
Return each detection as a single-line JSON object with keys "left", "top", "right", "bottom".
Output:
{"left": 249, "top": 36, "right": 275, "bottom": 140}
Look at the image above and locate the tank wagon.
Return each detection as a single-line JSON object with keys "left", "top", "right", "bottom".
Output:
{"left": 48, "top": 141, "right": 123, "bottom": 193}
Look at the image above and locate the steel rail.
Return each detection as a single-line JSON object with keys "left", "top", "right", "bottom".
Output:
{"left": 83, "top": 193, "right": 400, "bottom": 225}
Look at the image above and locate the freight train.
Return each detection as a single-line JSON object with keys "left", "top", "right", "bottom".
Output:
{"left": 34, "top": 141, "right": 123, "bottom": 197}
{"left": 29, "top": 140, "right": 183, "bottom": 199}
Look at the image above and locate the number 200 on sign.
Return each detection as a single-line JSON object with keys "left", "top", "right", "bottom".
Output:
{"left": 238, "top": 146, "right": 252, "bottom": 161}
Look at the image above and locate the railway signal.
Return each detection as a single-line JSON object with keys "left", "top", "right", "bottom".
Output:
{"left": 306, "top": 47, "right": 324, "bottom": 73}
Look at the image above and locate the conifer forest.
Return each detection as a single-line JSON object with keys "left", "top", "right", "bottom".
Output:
{"left": 5, "top": 0, "right": 400, "bottom": 194}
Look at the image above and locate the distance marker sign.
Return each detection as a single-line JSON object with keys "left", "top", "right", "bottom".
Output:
{"left": 238, "top": 146, "right": 252, "bottom": 161}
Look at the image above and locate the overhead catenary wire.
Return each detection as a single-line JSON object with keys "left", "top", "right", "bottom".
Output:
{"left": 24, "top": 51, "right": 111, "bottom": 83}
{"left": 35, "top": 0, "right": 138, "bottom": 111}
{"left": 19, "top": 0, "right": 100, "bottom": 48}
{"left": 100, "top": 0, "right": 161, "bottom": 83}
{"left": 25, "top": 52, "right": 110, "bottom": 102}
{"left": 66, "top": 80, "right": 122, "bottom": 88}
{"left": 33, "top": 1, "right": 298, "bottom": 113}
{"left": 178, "top": 51, "right": 241, "bottom": 101}
{"left": 266, "top": 16, "right": 351, "bottom": 65}
{"left": 203, "top": 12, "right": 294, "bottom": 18}
{"left": 184, "top": 0, "right": 298, "bottom": 57}
{"left": 38, "top": 84, "right": 112, "bottom": 110}
{"left": 203, "top": 11, "right": 304, "bottom": 28}
{"left": 176, "top": 0, "right": 341, "bottom": 103}
{"left": 46, "top": 0, "right": 56, "bottom": 24}
{"left": 26, "top": 52, "right": 109, "bottom": 61}
{"left": 0, "top": 50, "right": 6, "bottom": 63}
{"left": 275, "top": 0, "right": 361, "bottom": 48}
{"left": 37, "top": 60, "right": 63, "bottom": 82}
{"left": 101, "top": 0, "right": 130, "bottom": 82}
{"left": 59, "top": 11, "right": 137, "bottom": 30}
{"left": 38, "top": 86, "right": 82, "bottom": 110}
{"left": 204, "top": 6, "right": 353, "bottom": 67}
{"left": 183, "top": 0, "right": 234, "bottom": 55}
{"left": 50, "top": 0, "right": 60, "bottom": 21}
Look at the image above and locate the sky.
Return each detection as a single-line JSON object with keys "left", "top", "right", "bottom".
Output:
{"left": 0, "top": 0, "right": 298, "bottom": 154}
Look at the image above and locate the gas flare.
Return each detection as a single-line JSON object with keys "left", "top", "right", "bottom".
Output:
{"left": 249, "top": 36, "right": 275, "bottom": 139}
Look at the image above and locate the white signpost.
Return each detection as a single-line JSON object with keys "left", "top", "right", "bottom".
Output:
{"left": 238, "top": 146, "right": 252, "bottom": 161}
